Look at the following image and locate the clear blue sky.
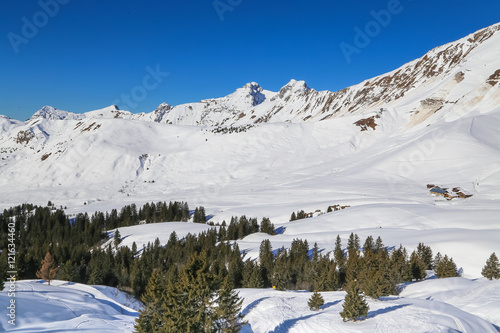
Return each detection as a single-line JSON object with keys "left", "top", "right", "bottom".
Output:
{"left": 1, "top": 0, "right": 499, "bottom": 120}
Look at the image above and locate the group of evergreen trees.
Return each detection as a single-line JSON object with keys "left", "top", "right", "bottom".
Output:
{"left": 1, "top": 201, "right": 499, "bottom": 327}
{"left": 135, "top": 252, "right": 245, "bottom": 332}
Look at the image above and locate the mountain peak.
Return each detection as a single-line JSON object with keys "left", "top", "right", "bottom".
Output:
{"left": 243, "top": 82, "right": 261, "bottom": 90}
{"left": 30, "top": 106, "right": 83, "bottom": 121}
{"left": 277, "top": 79, "right": 310, "bottom": 99}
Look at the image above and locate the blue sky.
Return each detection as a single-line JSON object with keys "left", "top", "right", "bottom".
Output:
{"left": 1, "top": 0, "right": 499, "bottom": 120}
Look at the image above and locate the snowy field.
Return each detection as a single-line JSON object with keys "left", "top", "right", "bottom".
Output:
{"left": 1, "top": 277, "right": 499, "bottom": 332}
{"left": 239, "top": 277, "right": 500, "bottom": 333}
{"left": 0, "top": 280, "right": 140, "bottom": 332}
{"left": 1, "top": 23, "right": 500, "bottom": 332}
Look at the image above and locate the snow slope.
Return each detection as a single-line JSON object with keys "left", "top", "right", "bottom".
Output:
{"left": 2, "top": 277, "right": 499, "bottom": 332}
{"left": 0, "top": 280, "right": 140, "bottom": 332}
{"left": 103, "top": 222, "right": 217, "bottom": 252}
{"left": 0, "top": 22, "right": 499, "bottom": 333}
{"left": 239, "top": 277, "right": 500, "bottom": 332}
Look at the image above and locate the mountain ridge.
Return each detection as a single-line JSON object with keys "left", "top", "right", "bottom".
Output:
{"left": 6, "top": 22, "right": 499, "bottom": 129}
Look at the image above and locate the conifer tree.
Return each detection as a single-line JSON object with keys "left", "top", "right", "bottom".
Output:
{"left": 60, "top": 260, "right": 78, "bottom": 282}
{"left": 417, "top": 243, "right": 433, "bottom": 270}
{"left": 435, "top": 255, "right": 459, "bottom": 278}
{"left": 410, "top": 250, "right": 427, "bottom": 281}
{"left": 340, "top": 279, "right": 369, "bottom": 322}
{"left": 217, "top": 275, "right": 246, "bottom": 332}
{"left": 114, "top": 229, "right": 121, "bottom": 249}
{"left": 259, "top": 218, "right": 275, "bottom": 235}
{"left": 362, "top": 236, "right": 375, "bottom": 256}
{"left": 290, "top": 212, "right": 297, "bottom": 221}
{"left": 433, "top": 252, "right": 443, "bottom": 270}
{"left": 135, "top": 269, "right": 165, "bottom": 333}
{"left": 374, "top": 236, "right": 384, "bottom": 253}
{"left": 162, "top": 251, "right": 219, "bottom": 332}
{"left": 334, "top": 235, "right": 346, "bottom": 285}
{"left": 308, "top": 290, "right": 325, "bottom": 311}
{"left": 481, "top": 252, "right": 500, "bottom": 280}
{"left": 259, "top": 239, "right": 273, "bottom": 287}
{"left": 36, "top": 251, "right": 58, "bottom": 285}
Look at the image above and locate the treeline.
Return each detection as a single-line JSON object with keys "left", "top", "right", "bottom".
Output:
{"left": 252, "top": 234, "right": 461, "bottom": 299}
{"left": 0, "top": 201, "right": 202, "bottom": 282}
{"left": 0, "top": 203, "right": 276, "bottom": 296}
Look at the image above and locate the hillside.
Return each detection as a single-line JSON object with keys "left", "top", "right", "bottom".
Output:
{"left": 1, "top": 22, "right": 500, "bottom": 332}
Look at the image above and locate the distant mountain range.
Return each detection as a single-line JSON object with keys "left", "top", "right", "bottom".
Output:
{"left": 13, "top": 22, "right": 499, "bottom": 129}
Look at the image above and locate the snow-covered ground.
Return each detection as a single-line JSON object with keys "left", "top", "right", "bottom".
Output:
{"left": 0, "top": 280, "right": 140, "bottom": 332}
{"left": 239, "top": 277, "right": 500, "bottom": 333}
{"left": 1, "top": 23, "right": 500, "bottom": 332}
{"left": 2, "top": 277, "right": 499, "bottom": 332}
{"left": 103, "top": 221, "right": 217, "bottom": 252}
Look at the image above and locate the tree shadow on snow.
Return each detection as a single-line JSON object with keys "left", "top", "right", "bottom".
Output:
{"left": 321, "top": 300, "right": 341, "bottom": 310}
{"left": 269, "top": 312, "right": 322, "bottom": 333}
{"left": 368, "top": 304, "right": 410, "bottom": 318}
{"left": 241, "top": 297, "right": 271, "bottom": 317}
{"left": 274, "top": 226, "right": 286, "bottom": 235}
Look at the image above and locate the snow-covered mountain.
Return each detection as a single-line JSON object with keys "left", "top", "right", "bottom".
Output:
{"left": 1, "top": 22, "right": 499, "bottom": 279}
{"left": 20, "top": 23, "right": 500, "bottom": 128}
{"left": 1, "top": 21, "right": 500, "bottom": 333}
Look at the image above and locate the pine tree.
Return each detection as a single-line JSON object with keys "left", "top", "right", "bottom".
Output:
{"left": 435, "top": 255, "right": 459, "bottom": 278}
{"left": 260, "top": 217, "right": 275, "bottom": 235}
{"left": 217, "top": 275, "right": 246, "bottom": 332}
{"left": 481, "top": 252, "right": 500, "bottom": 280}
{"left": 259, "top": 239, "right": 273, "bottom": 287}
{"left": 161, "top": 251, "right": 219, "bottom": 332}
{"left": 308, "top": 290, "right": 325, "bottom": 311}
{"left": 290, "top": 212, "right": 297, "bottom": 221}
{"left": 410, "top": 250, "right": 427, "bottom": 281}
{"left": 60, "top": 260, "right": 78, "bottom": 282}
{"left": 114, "top": 229, "right": 121, "bottom": 249}
{"left": 362, "top": 236, "right": 375, "bottom": 256}
{"left": 340, "top": 280, "right": 369, "bottom": 322}
{"left": 36, "top": 252, "right": 58, "bottom": 285}
{"left": 135, "top": 269, "right": 165, "bottom": 333}
{"left": 374, "top": 236, "right": 384, "bottom": 253}
{"left": 416, "top": 243, "right": 433, "bottom": 270}
{"left": 433, "top": 252, "right": 443, "bottom": 270}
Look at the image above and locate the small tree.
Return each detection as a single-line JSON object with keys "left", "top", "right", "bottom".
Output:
{"left": 481, "top": 252, "right": 500, "bottom": 280}
{"left": 340, "top": 280, "right": 369, "bottom": 322}
{"left": 308, "top": 291, "right": 325, "bottom": 311}
{"left": 114, "top": 229, "right": 121, "bottom": 249}
{"left": 36, "top": 252, "right": 58, "bottom": 285}
{"left": 217, "top": 275, "right": 246, "bottom": 332}
{"left": 435, "top": 255, "right": 459, "bottom": 278}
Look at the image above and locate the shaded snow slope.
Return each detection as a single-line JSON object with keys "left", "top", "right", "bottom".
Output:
{"left": 0, "top": 280, "right": 140, "bottom": 332}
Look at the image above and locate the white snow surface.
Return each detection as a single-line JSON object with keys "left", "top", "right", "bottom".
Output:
{"left": 1, "top": 278, "right": 499, "bottom": 332}
{"left": 239, "top": 277, "right": 500, "bottom": 332}
{"left": 1, "top": 22, "right": 500, "bottom": 332}
{"left": 0, "top": 280, "right": 140, "bottom": 332}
